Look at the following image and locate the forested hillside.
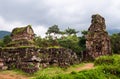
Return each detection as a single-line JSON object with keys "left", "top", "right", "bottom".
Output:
{"left": 0, "top": 31, "right": 10, "bottom": 39}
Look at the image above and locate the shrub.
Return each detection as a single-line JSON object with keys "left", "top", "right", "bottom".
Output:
{"left": 34, "top": 75, "right": 51, "bottom": 79}
{"left": 70, "top": 71, "right": 77, "bottom": 75}
{"left": 94, "top": 55, "right": 120, "bottom": 66}
{"left": 102, "top": 65, "right": 120, "bottom": 77}
{"left": 94, "top": 55, "right": 114, "bottom": 66}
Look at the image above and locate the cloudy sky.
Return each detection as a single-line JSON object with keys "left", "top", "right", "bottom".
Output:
{"left": 0, "top": 0, "right": 120, "bottom": 37}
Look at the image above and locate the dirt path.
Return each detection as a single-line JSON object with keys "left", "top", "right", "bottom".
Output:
{"left": 0, "top": 63, "right": 94, "bottom": 79}
{"left": 0, "top": 71, "right": 30, "bottom": 79}
{"left": 76, "top": 63, "right": 94, "bottom": 72}
{"left": 65, "top": 63, "right": 94, "bottom": 74}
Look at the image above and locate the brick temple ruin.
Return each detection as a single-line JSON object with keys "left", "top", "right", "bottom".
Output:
{"left": 0, "top": 25, "right": 78, "bottom": 73}
{"left": 0, "top": 14, "right": 112, "bottom": 73}
{"left": 11, "top": 25, "right": 34, "bottom": 41}
{"left": 85, "top": 14, "right": 112, "bottom": 59}
{"left": 7, "top": 25, "right": 35, "bottom": 47}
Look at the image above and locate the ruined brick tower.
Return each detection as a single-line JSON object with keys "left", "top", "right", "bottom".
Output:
{"left": 86, "top": 14, "right": 112, "bottom": 59}
{"left": 7, "top": 25, "right": 35, "bottom": 47}
{"left": 11, "top": 25, "right": 34, "bottom": 41}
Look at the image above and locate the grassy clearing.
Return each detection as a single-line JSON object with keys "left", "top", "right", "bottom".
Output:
{"left": 33, "top": 55, "right": 120, "bottom": 79}
{"left": 33, "top": 63, "right": 85, "bottom": 77}
{"left": 0, "top": 63, "right": 86, "bottom": 79}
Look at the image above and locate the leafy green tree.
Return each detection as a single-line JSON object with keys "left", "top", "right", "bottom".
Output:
{"left": 78, "top": 30, "right": 88, "bottom": 51}
{"left": 57, "top": 35, "right": 81, "bottom": 54}
{"left": 46, "top": 25, "right": 61, "bottom": 40}
{"left": 46, "top": 25, "right": 60, "bottom": 35}
{"left": 110, "top": 33, "right": 120, "bottom": 54}
{"left": 81, "top": 30, "right": 88, "bottom": 36}
{"left": 34, "top": 36, "right": 59, "bottom": 47}
{"left": 3, "top": 35, "right": 12, "bottom": 45}
{"left": 65, "top": 27, "right": 79, "bottom": 35}
{"left": 0, "top": 39, "right": 4, "bottom": 47}
{"left": 34, "top": 36, "right": 49, "bottom": 47}
{"left": 34, "top": 36, "right": 42, "bottom": 47}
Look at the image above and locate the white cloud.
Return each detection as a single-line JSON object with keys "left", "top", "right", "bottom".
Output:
{"left": 0, "top": 16, "right": 48, "bottom": 37}
{"left": 0, "top": 0, "right": 120, "bottom": 36}
{"left": 33, "top": 25, "right": 47, "bottom": 37}
{"left": 0, "top": 16, "right": 23, "bottom": 31}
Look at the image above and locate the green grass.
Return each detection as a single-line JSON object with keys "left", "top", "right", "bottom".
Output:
{"left": 33, "top": 63, "right": 85, "bottom": 78}
{"left": 32, "top": 55, "right": 120, "bottom": 79}
{"left": 94, "top": 54, "right": 120, "bottom": 66}
{"left": 33, "top": 68, "right": 109, "bottom": 79}
{"left": 47, "top": 46, "right": 62, "bottom": 48}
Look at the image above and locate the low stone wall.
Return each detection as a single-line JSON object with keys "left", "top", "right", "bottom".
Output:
{"left": 0, "top": 47, "right": 78, "bottom": 73}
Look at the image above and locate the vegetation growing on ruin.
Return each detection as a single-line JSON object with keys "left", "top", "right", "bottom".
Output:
{"left": 11, "top": 25, "right": 32, "bottom": 35}
{"left": 32, "top": 55, "right": 120, "bottom": 79}
{"left": 12, "top": 27, "right": 26, "bottom": 35}
{"left": 6, "top": 39, "right": 35, "bottom": 47}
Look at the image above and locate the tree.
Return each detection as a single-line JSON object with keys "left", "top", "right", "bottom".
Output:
{"left": 46, "top": 25, "right": 60, "bottom": 35}
{"left": 78, "top": 30, "right": 88, "bottom": 51}
{"left": 57, "top": 35, "right": 81, "bottom": 54}
{"left": 0, "top": 39, "right": 4, "bottom": 47}
{"left": 110, "top": 33, "right": 120, "bottom": 54}
{"left": 34, "top": 36, "right": 50, "bottom": 47}
{"left": 46, "top": 25, "right": 61, "bottom": 39}
{"left": 81, "top": 30, "right": 88, "bottom": 36}
{"left": 3, "top": 35, "right": 12, "bottom": 45}
{"left": 65, "top": 27, "right": 79, "bottom": 35}
{"left": 34, "top": 36, "right": 59, "bottom": 47}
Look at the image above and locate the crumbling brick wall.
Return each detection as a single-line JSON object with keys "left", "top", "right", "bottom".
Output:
{"left": 0, "top": 47, "right": 78, "bottom": 73}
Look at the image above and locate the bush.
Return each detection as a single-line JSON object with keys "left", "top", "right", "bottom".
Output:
{"left": 94, "top": 55, "right": 114, "bottom": 66}
{"left": 110, "top": 33, "right": 120, "bottom": 54}
{"left": 51, "top": 69, "right": 107, "bottom": 79}
{"left": 102, "top": 65, "right": 120, "bottom": 77}
{"left": 94, "top": 55, "right": 120, "bottom": 78}
{"left": 34, "top": 75, "right": 51, "bottom": 79}
{"left": 70, "top": 71, "right": 77, "bottom": 75}
{"left": 94, "top": 55, "right": 120, "bottom": 66}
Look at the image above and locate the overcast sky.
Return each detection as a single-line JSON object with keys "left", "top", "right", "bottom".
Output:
{"left": 0, "top": 0, "right": 120, "bottom": 37}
